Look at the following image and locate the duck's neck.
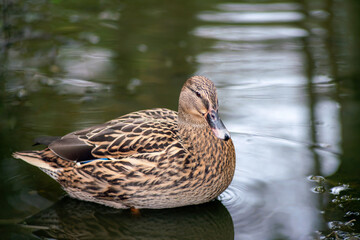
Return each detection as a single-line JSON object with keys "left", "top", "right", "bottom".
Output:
{"left": 177, "top": 111, "right": 236, "bottom": 198}
{"left": 177, "top": 112, "right": 218, "bottom": 155}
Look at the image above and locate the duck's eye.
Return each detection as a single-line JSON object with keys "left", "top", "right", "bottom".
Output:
{"left": 195, "top": 91, "right": 201, "bottom": 98}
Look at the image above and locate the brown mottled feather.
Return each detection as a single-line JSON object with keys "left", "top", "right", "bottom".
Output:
{"left": 13, "top": 76, "right": 236, "bottom": 209}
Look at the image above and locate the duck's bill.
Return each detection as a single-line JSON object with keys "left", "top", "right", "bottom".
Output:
{"left": 206, "top": 110, "right": 231, "bottom": 141}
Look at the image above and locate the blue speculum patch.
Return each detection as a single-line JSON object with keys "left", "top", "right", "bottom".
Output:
{"left": 79, "top": 158, "right": 109, "bottom": 164}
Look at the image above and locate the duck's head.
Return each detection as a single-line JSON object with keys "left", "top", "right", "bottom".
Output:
{"left": 178, "top": 76, "right": 231, "bottom": 141}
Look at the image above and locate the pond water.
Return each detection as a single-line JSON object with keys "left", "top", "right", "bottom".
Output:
{"left": 1, "top": 0, "right": 360, "bottom": 239}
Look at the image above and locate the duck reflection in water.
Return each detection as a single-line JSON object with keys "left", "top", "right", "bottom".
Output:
{"left": 22, "top": 197, "right": 234, "bottom": 240}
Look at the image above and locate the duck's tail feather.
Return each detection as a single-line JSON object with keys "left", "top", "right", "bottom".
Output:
{"left": 13, "top": 149, "right": 66, "bottom": 180}
{"left": 13, "top": 151, "right": 57, "bottom": 171}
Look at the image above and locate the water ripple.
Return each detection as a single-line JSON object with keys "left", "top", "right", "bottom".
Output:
{"left": 193, "top": 26, "right": 308, "bottom": 42}
{"left": 198, "top": 11, "right": 304, "bottom": 24}
{"left": 219, "top": 180, "right": 246, "bottom": 206}
{"left": 55, "top": 78, "right": 111, "bottom": 95}
{"left": 217, "top": 3, "right": 302, "bottom": 12}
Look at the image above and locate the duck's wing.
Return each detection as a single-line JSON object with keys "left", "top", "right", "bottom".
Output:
{"left": 48, "top": 108, "right": 179, "bottom": 162}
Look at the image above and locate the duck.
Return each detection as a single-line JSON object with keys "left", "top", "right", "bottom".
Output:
{"left": 13, "top": 76, "right": 235, "bottom": 209}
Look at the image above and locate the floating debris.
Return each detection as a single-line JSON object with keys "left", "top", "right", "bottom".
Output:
{"left": 330, "top": 184, "right": 350, "bottom": 195}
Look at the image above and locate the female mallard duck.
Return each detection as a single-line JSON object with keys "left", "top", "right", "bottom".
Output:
{"left": 13, "top": 76, "right": 235, "bottom": 209}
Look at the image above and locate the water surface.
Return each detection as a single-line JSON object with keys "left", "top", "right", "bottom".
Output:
{"left": 1, "top": 0, "right": 360, "bottom": 239}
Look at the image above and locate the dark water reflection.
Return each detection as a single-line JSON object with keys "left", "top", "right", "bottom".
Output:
{"left": 20, "top": 197, "right": 233, "bottom": 240}
{"left": 1, "top": 0, "right": 360, "bottom": 239}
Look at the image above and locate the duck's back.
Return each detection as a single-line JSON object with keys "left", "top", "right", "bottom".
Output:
{"left": 51, "top": 108, "right": 180, "bottom": 162}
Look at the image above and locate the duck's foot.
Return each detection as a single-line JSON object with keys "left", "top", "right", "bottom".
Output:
{"left": 130, "top": 207, "right": 141, "bottom": 216}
